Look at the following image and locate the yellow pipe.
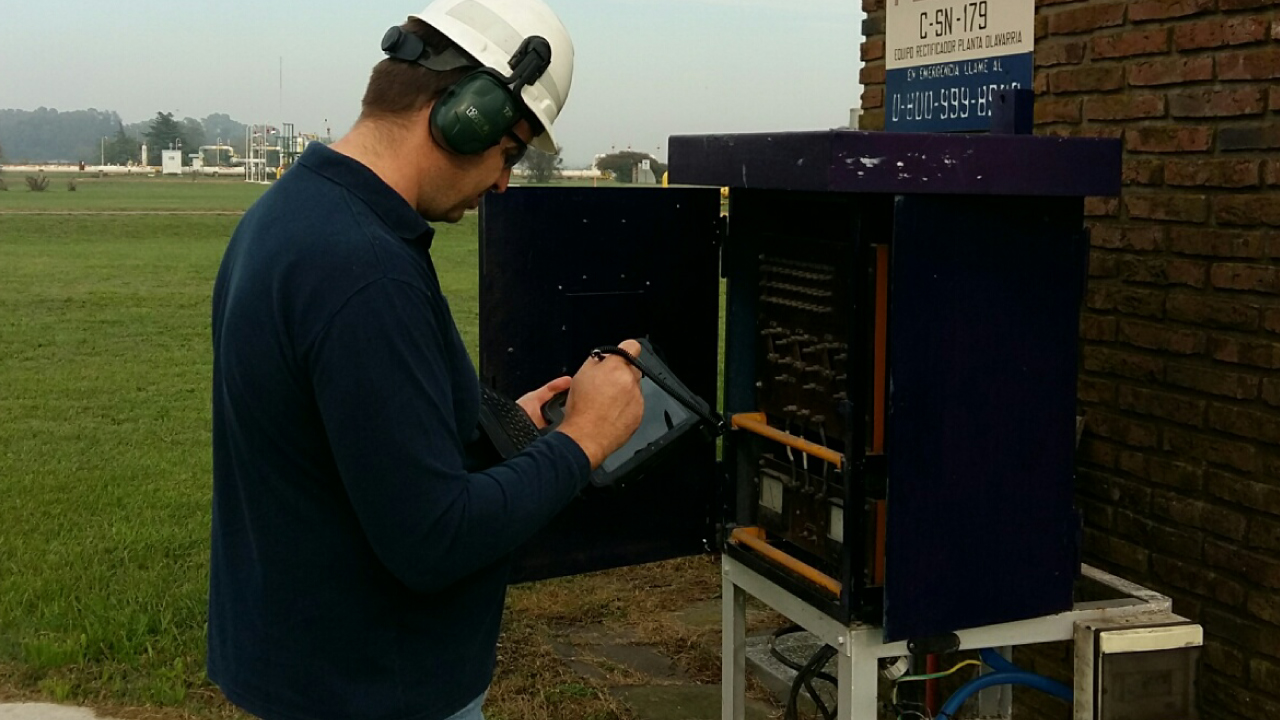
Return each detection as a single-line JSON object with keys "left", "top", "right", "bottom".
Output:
{"left": 730, "top": 527, "right": 842, "bottom": 597}
{"left": 731, "top": 413, "right": 844, "bottom": 469}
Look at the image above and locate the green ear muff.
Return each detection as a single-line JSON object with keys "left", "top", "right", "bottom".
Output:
{"left": 429, "top": 71, "right": 521, "bottom": 156}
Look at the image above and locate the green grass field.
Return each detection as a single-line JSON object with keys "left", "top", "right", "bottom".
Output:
{"left": 0, "top": 177, "right": 728, "bottom": 720}
{"left": 0, "top": 176, "right": 269, "bottom": 212}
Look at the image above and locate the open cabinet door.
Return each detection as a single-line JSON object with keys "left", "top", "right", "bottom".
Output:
{"left": 479, "top": 187, "right": 723, "bottom": 583}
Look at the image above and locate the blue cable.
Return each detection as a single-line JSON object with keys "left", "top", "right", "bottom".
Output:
{"left": 934, "top": 652, "right": 1074, "bottom": 719}
{"left": 978, "top": 647, "right": 1021, "bottom": 675}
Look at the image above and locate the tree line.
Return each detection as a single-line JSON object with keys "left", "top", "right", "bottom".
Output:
{"left": 0, "top": 108, "right": 252, "bottom": 165}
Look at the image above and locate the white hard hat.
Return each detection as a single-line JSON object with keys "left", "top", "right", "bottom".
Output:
{"left": 413, "top": 0, "right": 573, "bottom": 153}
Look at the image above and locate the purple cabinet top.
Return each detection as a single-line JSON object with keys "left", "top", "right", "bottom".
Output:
{"left": 668, "top": 130, "right": 1121, "bottom": 198}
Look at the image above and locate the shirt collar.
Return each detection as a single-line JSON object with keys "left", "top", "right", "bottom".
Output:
{"left": 296, "top": 142, "right": 435, "bottom": 248}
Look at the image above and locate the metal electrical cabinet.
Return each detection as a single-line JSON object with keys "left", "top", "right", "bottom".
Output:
{"left": 479, "top": 130, "right": 1121, "bottom": 645}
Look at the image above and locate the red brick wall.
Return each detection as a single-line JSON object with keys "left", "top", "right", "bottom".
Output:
{"left": 861, "top": 2, "right": 1279, "bottom": 717}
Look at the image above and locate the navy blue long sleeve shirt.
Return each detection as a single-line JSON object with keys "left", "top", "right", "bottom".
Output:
{"left": 208, "top": 142, "right": 590, "bottom": 720}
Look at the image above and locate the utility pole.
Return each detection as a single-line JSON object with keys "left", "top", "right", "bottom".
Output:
{"left": 101, "top": 137, "right": 106, "bottom": 166}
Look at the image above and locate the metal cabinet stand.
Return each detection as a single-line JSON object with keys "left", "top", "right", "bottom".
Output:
{"left": 721, "top": 554, "right": 1184, "bottom": 720}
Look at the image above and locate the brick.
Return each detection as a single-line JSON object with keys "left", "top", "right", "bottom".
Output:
{"left": 1127, "top": 56, "right": 1215, "bottom": 86}
{"left": 1119, "top": 257, "right": 1208, "bottom": 288}
{"left": 1202, "top": 610, "right": 1280, "bottom": 659}
{"left": 1033, "top": 71, "right": 1049, "bottom": 94}
{"left": 1167, "top": 363, "right": 1260, "bottom": 399}
{"left": 1089, "top": 252, "right": 1118, "bottom": 277}
{"left": 1033, "top": 98, "right": 1082, "bottom": 124}
{"left": 1083, "top": 93, "right": 1166, "bottom": 120}
{"left": 1266, "top": 309, "right": 1280, "bottom": 334}
{"left": 1211, "top": 263, "right": 1280, "bottom": 293}
{"left": 1079, "top": 437, "right": 1121, "bottom": 468}
{"left": 1139, "top": 454, "right": 1206, "bottom": 490}
{"left": 1091, "top": 28, "right": 1170, "bottom": 58}
{"left": 1166, "top": 294, "right": 1260, "bottom": 330}
{"left": 1220, "top": 0, "right": 1280, "bottom": 9}
{"left": 1103, "top": 474, "right": 1155, "bottom": 509}
{"left": 1267, "top": 159, "right": 1280, "bottom": 186}
{"left": 1125, "top": 126, "right": 1213, "bottom": 152}
{"left": 862, "top": 0, "right": 882, "bottom": 11}
{"left": 1035, "top": 39, "right": 1087, "bottom": 67}
{"left": 1169, "top": 87, "right": 1269, "bottom": 117}
{"left": 1207, "top": 538, "right": 1280, "bottom": 589}
{"left": 1036, "top": 14, "right": 1049, "bottom": 40}
{"left": 1118, "top": 318, "right": 1206, "bottom": 353}
{"left": 1174, "top": 15, "right": 1272, "bottom": 49}
{"left": 1208, "top": 402, "right": 1280, "bottom": 443}
{"left": 862, "top": 86, "right": 884, "bottom": 109}
{"left": 1249, "top": 594, "right": 1280, "bottom": 625}
{"left": 1048, "top": 66, "right": 1125, "bottom": 93}
{"left": 1090, "top": 224, "right": 1164, "bottom": 250}
{"left": 1081, "top": 314, "right": 1117, "bottom": 341}
{"left": 1218, "top": 48, "right": 1280, "bottom": 80}
{"left": 1123, "top": 159, "right": 1164, "bottom": 185}
{"left": 1209, "top": 335, "right": 1280, "bottom": 368}
{"left": 1078, "top": 496, "right": 1115, "bottom": 529}
{"left": 1084, "top": 410, "right": 1160, "bottom": 447}
{"left": 1266, "top": 377, "right": 1280, "bottom": 405}
{"left": 1117, "top": 510, "right": 1204, "bottom": 558}
{"left": 859, "top": 110, "right": 885, "bottom": 131}
{"left": 1274, "top": 17, "right": 1280, "bottom": 39}
{"left": 1129, "top": 0, "right": 1215, "bottom": 20}
{"left": 1207, "top": 470, "right": 1280, "bottom": 511}
{"left": 1164, "top": 428, "right": 1257, "bottom": 472}
{"left": 1119, "top": 384, "right": 1207, "bottom": 423}
{"left": 862, "top": 16, "right": 885, "bottom": 36}
{"left": 1153, "top": 490, "right": 1250, "bottom": 540}
{"left": 1047, "top": 3, "right": 1127, "bottom": 34}
{"left": 1204, "top": 640, "right": 1247, "bottom": 678}
{"left": 1165, "top": 159, "right": 1262, "bottom": 188}
{"left": 861, "top": 38, "right": 884, "bottom": 62}
{"left": 1125, "top": 194, "right": 1210, "bottom": 223}
{"left": 1214, "top": 194, "right": 1280, "bottom": 225}
{"left": 1085, "top": 285, "right": 1166, "bottom": 318}
{"left": 1084, "top": 528, "right": 1150, "bottom": 572}
{"left": 1085, "top": 197, "right": 1120, "bottom": 217}
{"left": 1218, "top": 124, "right": 1280, "bottom": 150}
{"left": 1168, "top": 227, "right": 1268, "bottom": 258}
{"left": 1153, "top": 554, "right": 1246, "bottom": 605}
{"left": 859, "top": 64, "right": 885, "bottom": 85}
{"left": 1249, "top": 516, "right": 1280, "bottom": 551}
{"left": 1078, "top": 376, "right": 1117, "bottom": 404}
{"left": 1116, "top": 449, "right": 1148, "bottom": 476}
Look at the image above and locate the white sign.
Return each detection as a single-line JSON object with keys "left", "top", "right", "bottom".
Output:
{"left": 887, "top": 0, "right": 1032, "bottom": 71}
{"left": 885, "top": 0, "right": 1034, "bottom": 132}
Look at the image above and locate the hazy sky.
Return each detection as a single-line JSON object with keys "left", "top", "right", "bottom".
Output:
{"left": 2, "top": 0, "right": 864, "bottom": 167}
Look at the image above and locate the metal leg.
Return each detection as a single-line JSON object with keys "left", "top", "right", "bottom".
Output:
{"left": 837, "top": 636, "right": 880, "bottom": 720}
{"left": 977, "top": 646, "right": 1014, "bottom": 719}
{"left": 722, "top": 564, "right": 747, "bottom": 720}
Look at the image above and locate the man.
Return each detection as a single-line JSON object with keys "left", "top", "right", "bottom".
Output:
{"left": 207, "top": 2, "right": 644, "bottom": 720}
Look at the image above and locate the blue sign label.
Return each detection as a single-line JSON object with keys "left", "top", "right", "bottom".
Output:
{"left": 886, "top": 52, "right": 1033, "bottom": 133}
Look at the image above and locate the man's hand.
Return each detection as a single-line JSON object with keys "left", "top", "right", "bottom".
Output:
{"left": 517, "top": 376, "right": 572, "bottom": 429}
{"left": 555, "top": 339, "right": 645, "bottom": 469}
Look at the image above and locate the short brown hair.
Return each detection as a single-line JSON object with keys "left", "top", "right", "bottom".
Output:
{"left": 359, "top": 18, "right": 475, "bottom": 121}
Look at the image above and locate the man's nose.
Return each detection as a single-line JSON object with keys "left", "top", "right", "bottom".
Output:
{"left": 492, "top": 168, "right": 512, "bottom": 193}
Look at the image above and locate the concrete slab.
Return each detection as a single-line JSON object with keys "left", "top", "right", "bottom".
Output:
{"left": 0, "top": 705, "right": 104, "bottom": 720}
{"left": 745, "top": 631, "right": 838, "bottom": 714}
